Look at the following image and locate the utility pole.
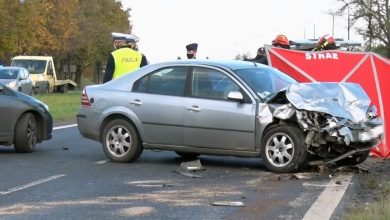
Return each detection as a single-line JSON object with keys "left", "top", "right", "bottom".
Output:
{"left": 332, "top": 15, "right": 335, "bottom": 37}
{"left": 347, "top": 7, "right": 350, "bottom": 40}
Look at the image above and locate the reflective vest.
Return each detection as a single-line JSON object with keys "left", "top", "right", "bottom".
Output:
{"left": 112, "top": 48, "right": 142, "bottom": 79}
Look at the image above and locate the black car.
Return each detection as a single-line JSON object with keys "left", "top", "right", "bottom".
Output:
{"left": 0, "top": 83, "right": 52, "bottom": 152}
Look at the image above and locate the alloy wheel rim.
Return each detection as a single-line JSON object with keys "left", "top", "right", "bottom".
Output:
{"left": 106, "top": 126, "right": 132, "bottom": 157}
{"left": 27, "top": 118, "right": 37, "bottom": 149}
{"left": 265, "top": 132, "right": 294, "bottom": 167}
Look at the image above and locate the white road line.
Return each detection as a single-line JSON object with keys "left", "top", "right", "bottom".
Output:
{"left": 0, "top": 174, "right": 66, "bottom": 196}
{"left": 53, "top": 124, "right": 77, "bottom": 130}
{"left": 302, "top": 173, "right": 353, "bottom": 220}
{"left": 95, "top": 160, "right": 109, "bottom": 164}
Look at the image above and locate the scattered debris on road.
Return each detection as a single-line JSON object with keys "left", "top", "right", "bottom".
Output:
{"left": 210, "top": 201, "right": 246, "bottom": 207}
{"left": 176, "top": 160, "right": 205, "bottom": 178}
{"left": 62, "top": 147, "right": 69, "bottom": 150}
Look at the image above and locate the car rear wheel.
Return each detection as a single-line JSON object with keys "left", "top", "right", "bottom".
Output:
{"left": 102, "top": 119, "right": 143, "bottom": 163}
{"left": 175, "top": 151, "right": 200, "bottom": 160}
{"left": 261, "top": 125, "right": 307, "bottom": 173}
{"left": 14, "top": 113, "right": 37, "bottom": 153}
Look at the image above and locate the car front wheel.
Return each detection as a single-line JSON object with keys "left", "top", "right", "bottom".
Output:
{"left": 14, "top": 113, "right": 37, "bottom": 153}
{"left": 102, "top": 119, "right": 143, "bottom": 163}
{"left": 261, "top": 125, "right": 307, "bottom": 173}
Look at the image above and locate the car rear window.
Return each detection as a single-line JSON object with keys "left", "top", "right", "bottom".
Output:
{"left": 0, "top": 69, "right": 18, "bottom": 79}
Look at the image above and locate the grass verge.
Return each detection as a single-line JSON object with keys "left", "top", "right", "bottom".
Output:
{"left": 343, "top": 159, "right": 390, "bottom": 220}
{"left": 343, "top": 183, "right": 390, "bottom": 220}
{"left": 35, "top": 91, "right": 81, "bottom": 123}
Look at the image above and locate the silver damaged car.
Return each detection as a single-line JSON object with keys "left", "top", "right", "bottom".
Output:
{"left": 77, "top": 60, "right": 383, "bottom": 173}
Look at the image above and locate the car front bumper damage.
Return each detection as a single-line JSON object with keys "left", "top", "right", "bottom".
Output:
{"left": 270, "top": 82, "right": 384, "bottom": 165}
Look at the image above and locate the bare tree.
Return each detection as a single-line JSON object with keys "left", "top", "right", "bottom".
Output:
{"left": 336, "top": 0, "right": 390, "bottom": 57}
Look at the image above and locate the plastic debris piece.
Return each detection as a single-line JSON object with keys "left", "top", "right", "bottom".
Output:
{"left": 175, "top": 160, "right": 205, "bottom": 178}
{"left": 210, "top": 201, "right": 246, "bottom": 207}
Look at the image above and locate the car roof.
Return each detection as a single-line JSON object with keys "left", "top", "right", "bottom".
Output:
{"left": 0, "top": 66, "right": 25, "bottom": 70}
{"left": 153, "top": 59, "right": 266, "bottom": 71}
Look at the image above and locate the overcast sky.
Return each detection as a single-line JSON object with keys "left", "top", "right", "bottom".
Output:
{"left": 120, "top": 0, "right": 363, "bottom": 62}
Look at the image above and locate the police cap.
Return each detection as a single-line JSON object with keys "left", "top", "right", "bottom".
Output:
{"left": 111, "top": 32, "right": 127, "bottom": 41}
{"left": 186, "top": 43, "right": 198, "bottom": 51}
{"left": 125, "top": 34, "right": 139, "bottom": 44}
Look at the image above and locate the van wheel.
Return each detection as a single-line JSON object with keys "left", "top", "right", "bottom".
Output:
{"left": 61, "top": 84, "right": 68, "bottom": 93}
{"left": 45, "top": 84, "right": 50, "bottom": 94}
{"left": 33, "top": 87, "right": 39, "bottom": 95}
{"left": 261, "top": 125, "right": 307, "bottom": 173}
{"left": 102, "top": 119, "right": 143, "bottom": 163}
{"left": 14, "top": 113, "right": 37, "bottom": 153}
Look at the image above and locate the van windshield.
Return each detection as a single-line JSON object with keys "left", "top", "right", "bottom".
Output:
{"left": 12, "top": 59, "right": 47, "bottom": 74}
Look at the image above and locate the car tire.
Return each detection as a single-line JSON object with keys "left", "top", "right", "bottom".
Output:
{"left": 102, "top": 119, "right": 143, "bottom": 163}
{"left": 33, "top": 87, "right": 39, "bottom": 95}
{"left": 335, "top": 150, "right": 370, "bottom": 166}
{"left": 14, "top": 113, "right": 37, "bottom": 153}
{"left": 261, "top": 125, "right": 307, "bottom": 173}
{"left": 175, "top": 151, "right": 200, "bottom": 160}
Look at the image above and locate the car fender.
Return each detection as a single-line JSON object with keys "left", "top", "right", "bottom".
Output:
{"left": 99, "top": 105, "right": 146, "bottom": 140}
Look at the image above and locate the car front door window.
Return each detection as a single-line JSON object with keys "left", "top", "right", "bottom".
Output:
{"left": 191, "top": 67, "right": 240, "bottom": 100}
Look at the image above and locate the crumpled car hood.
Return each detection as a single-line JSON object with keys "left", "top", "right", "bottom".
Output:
{"left": 285, "top": 82, "right": 370, "bottom": 123}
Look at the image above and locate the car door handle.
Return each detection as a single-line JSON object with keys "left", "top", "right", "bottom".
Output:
{"left": 186, "top": 105, "right": 201, "bottom": 112}
{"left": 129, "top": 99, "right": 142, "bottom": 106}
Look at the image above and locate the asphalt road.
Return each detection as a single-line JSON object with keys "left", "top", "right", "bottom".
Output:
{"left": 0, "top": 125, "right": 358, "bottom": 220}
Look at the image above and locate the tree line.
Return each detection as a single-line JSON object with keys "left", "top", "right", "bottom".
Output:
{"left": 0, "top": 0, "right": 132, "bottom": 86}
{"left": 336, "top": 0, "right": 390, "bottom": 58}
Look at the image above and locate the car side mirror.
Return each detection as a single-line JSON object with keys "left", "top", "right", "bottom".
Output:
{"left": 227, "top": 91, "right": 244, "bottom": 102}
{"left": 48, "top": 68, "right": 54, "bottom": 75}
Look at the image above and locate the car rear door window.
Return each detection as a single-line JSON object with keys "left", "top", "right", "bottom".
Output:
{"left": 191, "top": 67, "right": 240, "bottom": 100}
{"left": 133, "top": 66, "right": 189, "bottom": 96}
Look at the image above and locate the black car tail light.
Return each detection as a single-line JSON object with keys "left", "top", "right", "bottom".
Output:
{"left": 81, "top": 88, "right": 91, "bottom": 107}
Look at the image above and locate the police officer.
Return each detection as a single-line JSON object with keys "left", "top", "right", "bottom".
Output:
{"left": 103, "top": 33, "right": 148, "bottom": 83}
{"left": 186, "top": 43, "right": 198, "bottom": 59}
{"left": 247, "top": 47, "right": 267, "bottom": 64}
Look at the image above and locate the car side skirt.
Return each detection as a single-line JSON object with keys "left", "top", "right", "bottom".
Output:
{"left": 143, "top": 143, "right": 261, "bottom": 158}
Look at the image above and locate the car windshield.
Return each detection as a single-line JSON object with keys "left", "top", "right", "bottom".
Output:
{"left": 0, "top": 68, "right": 18, "bottom": 79}
{"left": 12, "top": 59, "right": 46, "bottom": 74}
{"left": 235, "top": 67, "right": 297, "bottom": 100}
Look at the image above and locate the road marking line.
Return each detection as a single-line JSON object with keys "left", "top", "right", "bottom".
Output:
{"left": 53, "top": 124, "right": 77, "bottom": 130}
{"left": 95, "top": 160, "right": 109, "bottom": 164}
{"left": 302, "top": 173, "right": 353, "bottom": 220}
{"left": 0, "top": 174, "right": 66, "bottom": 196}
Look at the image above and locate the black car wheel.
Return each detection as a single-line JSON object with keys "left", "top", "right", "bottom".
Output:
{"left": 261, "top": 125, "right": 307, "bottom": 173}
{"left": 14, "top": 113, "right": 37, "bottom": 153}
{"left": 102, "top": 119, "right": 143, "bottom": 163}
{"left": 175, "top": 151, "right": 200, "bottom": 160}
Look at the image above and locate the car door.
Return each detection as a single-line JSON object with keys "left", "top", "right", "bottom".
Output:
{"left": 19, "top": 69, "right": 28, "bottom": 93}
{"left": 183, "top": 66, "right": 257, "bottom": 151}
{"left": 130, "top": 66, "right": 189, "bottom": 146}
{"left": 23, "top": 69, "right": 33, "bottom": 95}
